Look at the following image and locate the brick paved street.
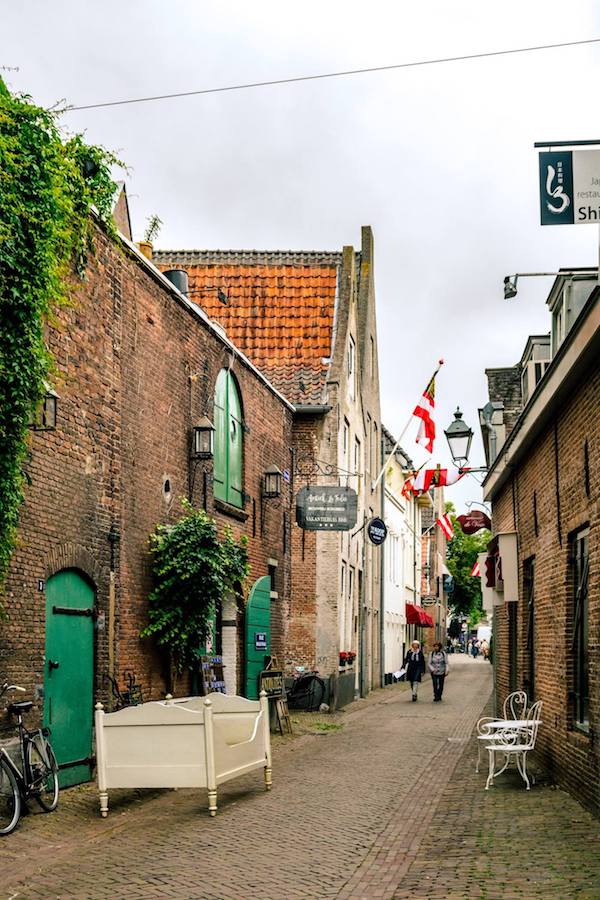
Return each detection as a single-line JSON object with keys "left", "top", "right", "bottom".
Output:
{"left": 1, "top": 658, "right": 599, "bottom": 899}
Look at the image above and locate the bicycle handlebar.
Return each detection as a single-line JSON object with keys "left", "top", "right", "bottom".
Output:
{"left": 1, "top": 682, "right": 26, "bottom": 697}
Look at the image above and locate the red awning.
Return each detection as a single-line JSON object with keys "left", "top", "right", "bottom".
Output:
{"left": 405, "top": 603, "right": 434, "bottom": 627}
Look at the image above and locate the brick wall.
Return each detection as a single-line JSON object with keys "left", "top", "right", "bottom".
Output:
{"left": 0, "top": 223, "right": 293, "bottom": 732}
{"left": 491, "top": 363, "right": 599, "bottom": 813}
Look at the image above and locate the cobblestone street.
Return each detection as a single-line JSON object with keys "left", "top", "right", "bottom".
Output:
{"left": 1, "top": 658, "right": 599, "bottom": 899}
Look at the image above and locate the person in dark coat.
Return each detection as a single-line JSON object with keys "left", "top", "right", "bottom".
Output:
{"left": 404, "top": 640, "right": 426, "bottom": 701}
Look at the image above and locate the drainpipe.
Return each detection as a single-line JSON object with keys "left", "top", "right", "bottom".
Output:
{"left": 379, "top": 436, "right": 386, "bottom": 688}
{"left": 359, "top": 512, "right": 367, "bottom": 698}
{"left": 107, "top": 524, "right": 120, "bottom": 711}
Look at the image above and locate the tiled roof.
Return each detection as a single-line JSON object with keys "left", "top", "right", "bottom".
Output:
{"left": 154, "top": 252, "right": 341, "bottom": 405}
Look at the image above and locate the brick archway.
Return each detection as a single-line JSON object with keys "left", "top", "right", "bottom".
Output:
{"left": 44, "top": 543, "right": 103, "bottom": 587}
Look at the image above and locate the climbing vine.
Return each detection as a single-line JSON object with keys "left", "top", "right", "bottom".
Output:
{"left": 142, "top": 503, "right": 249, "bottom": 681}
{"left": 0, "top": 79, "right": 121, "bottom": 606}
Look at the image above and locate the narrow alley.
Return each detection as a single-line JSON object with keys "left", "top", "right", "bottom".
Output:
{"left": 2, "top": 658, "right": 598, "bottom": 899}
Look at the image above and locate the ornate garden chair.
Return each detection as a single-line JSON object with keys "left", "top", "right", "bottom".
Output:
{"left": 475, "top": 690, "right": 528, "bottom": 773}
{"left": 484, "top": 699, "right": 543, "bottom": 791}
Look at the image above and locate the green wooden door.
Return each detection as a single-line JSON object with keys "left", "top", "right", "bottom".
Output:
{"left": 244, "top": 576, "right": 271, "bottom": 699}
{"left": 44, "top": 570, "right": 94, "bottom": 787}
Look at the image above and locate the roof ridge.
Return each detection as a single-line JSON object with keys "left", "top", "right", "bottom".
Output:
{"left": 153, "top": 248, "right": 346, "bottom": 266}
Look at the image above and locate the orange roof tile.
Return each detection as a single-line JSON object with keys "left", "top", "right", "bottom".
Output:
{"left": 155, "top": 251, "right": 341, "bottom": 404}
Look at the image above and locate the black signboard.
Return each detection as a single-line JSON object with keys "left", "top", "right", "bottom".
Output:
{"left": 367, "top": 517, "right": 387, "bottom": 545}
{"left": 259, "top": 670, "right": 285, "bottom": 699}
{"left": 295, "top": 486, "right": 358, "bottom": 531}
{"left": 539, "top": 151, "right": 574, "bottom": 225}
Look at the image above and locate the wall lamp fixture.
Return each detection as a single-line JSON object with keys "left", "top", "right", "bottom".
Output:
{"left": 189, "top": 417, "right": 215, "bottom": 507}
{"left": 28, "top": 383, "right": 59, "bottom": 431}
{"left": 504, "top": 270, "right": 596, "bottom": 300}
{"left": 191, "top": 416, "right": 215, "bottom": 460}
{"left": 263, "top": 465, "right": 283, "bottom": 499}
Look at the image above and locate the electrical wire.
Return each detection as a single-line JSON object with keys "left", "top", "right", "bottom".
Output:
{"left": 67, "top": 36, "right": 600, "bottom": 112}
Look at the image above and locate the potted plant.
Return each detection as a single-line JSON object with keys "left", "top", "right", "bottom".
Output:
{"left": 346, "top": 651, "right": 356, "bottom": 667}
{"left": 339, "top": 651, "right": 349, "bottom": 667}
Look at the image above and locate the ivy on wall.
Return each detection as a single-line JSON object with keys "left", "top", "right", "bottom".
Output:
{"left": 0, "top": 79, "right": 120, "bottom": 607}
{"left": 142, "top": 503, "right": 249, "bottom": 684}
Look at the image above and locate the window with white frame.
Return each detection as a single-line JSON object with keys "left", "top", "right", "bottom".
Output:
{"left": 347, "top": 566, "right": 355, "bottom": 650}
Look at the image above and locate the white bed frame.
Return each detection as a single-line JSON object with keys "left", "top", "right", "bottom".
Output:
{"left": 94, "top": 691, "right": 272, "bottom": 817}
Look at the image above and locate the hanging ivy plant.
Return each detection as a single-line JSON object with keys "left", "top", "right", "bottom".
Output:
{"left": 142, "top": 502, "right": 249, "bottom": 680}
{"left": 0, "top": 79, "right": 121, "bottom": 607}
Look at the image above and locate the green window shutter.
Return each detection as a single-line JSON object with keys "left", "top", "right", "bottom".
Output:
{"left": 213, "top": 370, "right": 227, "bottom": 502}
{"left": 227, "top": 376, "right": 243, "bottom": 507}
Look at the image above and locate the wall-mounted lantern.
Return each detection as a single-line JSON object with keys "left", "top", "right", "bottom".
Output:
{"left": 263, "top": 465, "right": 283, "bottom": 499}
{"left": 29, "top": 384, "right": 59, "bottom": 431}
{"left": 191, "top": 416, "right": 215, "bottom": 459}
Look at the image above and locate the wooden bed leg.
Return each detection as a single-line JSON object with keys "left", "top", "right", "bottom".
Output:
{"left": 208, "top": 789, "right": 217, "bottom": 816}
{"left": 99, "top": 790, "right": 109, "bottom": 818}
{"left": 264, "top": 766, "right": 272, "bottom": 791}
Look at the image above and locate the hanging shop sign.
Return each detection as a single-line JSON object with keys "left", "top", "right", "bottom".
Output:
{"left": 367, "top": 517, "right": 388, "bottom": 545}
{"left": 456, "top": 511, "right": 491, "bottom": 534}
{"left": 295, "top": 486, "right": 358, "bottom": 531}
{"left": 539, "top": 149, "right": 600, "bottom": 225}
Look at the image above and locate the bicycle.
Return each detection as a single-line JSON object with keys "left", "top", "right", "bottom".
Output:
{"left": 287, "top": 668, "right": 326, "bottom": 712}
{"left": 0, "top": 682, "right": 60, "bottom": 835}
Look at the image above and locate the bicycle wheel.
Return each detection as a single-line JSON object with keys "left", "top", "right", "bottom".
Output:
{"left": 26, "top": 733, "right": 59, "bottom": 812}
{"left": 307, "top": 676, "right": 326, "bottom": 711}
{"left": 0, "top": 758, "right": 21, "bottom": 835}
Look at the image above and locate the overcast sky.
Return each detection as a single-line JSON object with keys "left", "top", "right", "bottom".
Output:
{"left": 4, "top": 1, "right": 600, "bottom": 512}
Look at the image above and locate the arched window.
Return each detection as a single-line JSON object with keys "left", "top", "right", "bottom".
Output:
{"left": 214, "top": 369, "right": 244, "bottom": 507}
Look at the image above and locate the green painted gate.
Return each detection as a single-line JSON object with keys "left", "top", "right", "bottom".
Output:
{"left": 44, "top": 570, "right": 94, "bottom": 787}
{"left": 244, "top": 576, "right": 271, "bottom": 699}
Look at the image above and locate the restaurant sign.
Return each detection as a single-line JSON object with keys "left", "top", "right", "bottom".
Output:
{"left": 539, "top": 149, "right": 600, "bottom": 225}
{"left": 295, "top": 486, "right": 358, "bottom": 531}
{"left": 456, "top": 510, "right": 491, "bottom": 535}
{"left": 367, "top": 517, "right": 388, "bottom": 545}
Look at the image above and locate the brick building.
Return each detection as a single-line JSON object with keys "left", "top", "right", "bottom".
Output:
{"left": 479, "top": 270, "right": 599, "bottom": 812}
{"left": 0, "top": 202, "right": 294, "bottom": 784}
{"left": 155, "top": 227, "right": 383, "bottom": 703}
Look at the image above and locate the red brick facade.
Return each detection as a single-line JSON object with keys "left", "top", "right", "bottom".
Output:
{"left": 484, "top": 300, "right": 599, "bottom": 813}
{"left": 0, "top": 223, "right": 293, "bottom": 730}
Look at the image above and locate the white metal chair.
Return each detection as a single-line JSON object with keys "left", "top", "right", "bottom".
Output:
{"left": 475, "top": 690, "right": 528, "bottom": 773}
{"left": 484, "top": 699, "right": 543, "bottom": 791}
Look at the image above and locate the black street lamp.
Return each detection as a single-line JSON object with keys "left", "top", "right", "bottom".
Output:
{"left": 444, "top": 408, "right": 473, "bottom": 467}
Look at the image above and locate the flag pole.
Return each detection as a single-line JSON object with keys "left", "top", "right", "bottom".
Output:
{"left": 371, "top": 359, "right": 444, "bottom": 492}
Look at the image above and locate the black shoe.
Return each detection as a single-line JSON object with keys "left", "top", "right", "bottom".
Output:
{"left": 412, "top": 695, "right": 417, "bottom": 701}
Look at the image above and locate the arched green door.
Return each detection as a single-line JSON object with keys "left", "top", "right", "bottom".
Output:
{"left": 244, "top": 576, "right": 271, "bottom": 699}
{"left": 44, "top": 570, "right": 94, "bottom": 787}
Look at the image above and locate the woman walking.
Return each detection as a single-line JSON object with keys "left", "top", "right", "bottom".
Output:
{"left": 428, "top": 641, "right": 450, "bottom": 702}
{"left": 404, "top": 640, "right": 426, "bottom": 701}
